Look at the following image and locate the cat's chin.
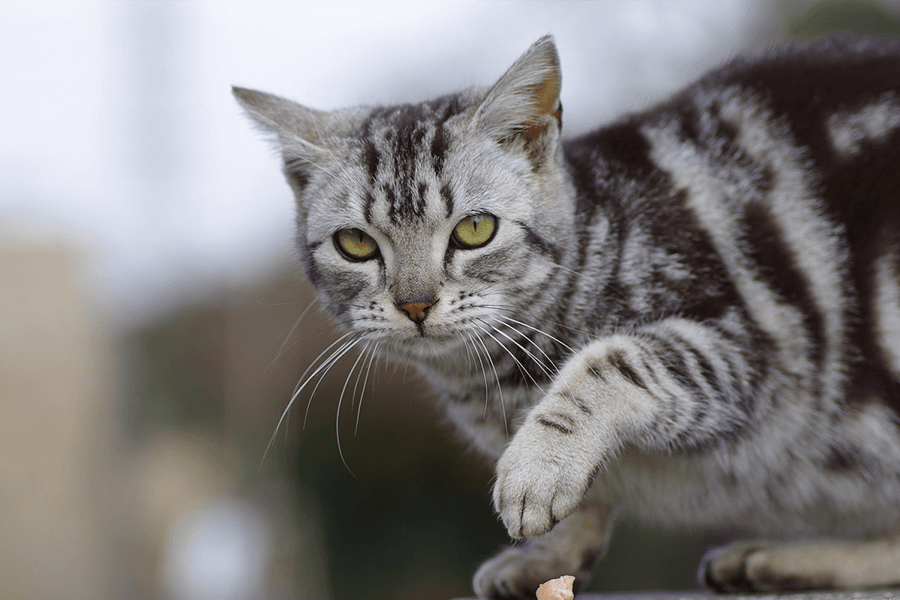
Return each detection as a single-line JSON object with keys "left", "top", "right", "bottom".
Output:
{"left": 380, "top": 332, "right": 467, "bottom": 361}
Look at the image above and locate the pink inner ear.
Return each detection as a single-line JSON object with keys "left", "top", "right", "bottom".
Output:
{"left": 520, "top": 75, "right": 562, "bottom": 148}
{"left": 532, "top": 74, "right": 561, "bottom": 120}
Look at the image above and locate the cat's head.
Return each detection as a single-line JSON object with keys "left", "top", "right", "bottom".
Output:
{"left": 234, "top": 36, "right": 574, "bottom": 358}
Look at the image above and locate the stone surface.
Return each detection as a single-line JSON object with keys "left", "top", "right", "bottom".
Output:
{"left": 577, "top": 592, "right": 900, "bottom": 600}
{"left": 454, "top": 590, "right": 900, "bottom": 600}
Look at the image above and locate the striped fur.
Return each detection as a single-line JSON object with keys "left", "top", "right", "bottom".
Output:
{"left": 235, "top": 35, "right": 900, "bottom": 597}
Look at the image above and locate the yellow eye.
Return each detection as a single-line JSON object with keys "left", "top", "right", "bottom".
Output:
{"left": 452, "top": 214, "right": 497, "bottom": 249}
{"left": 335, "top": 228, "right": 379, "bottom": 261}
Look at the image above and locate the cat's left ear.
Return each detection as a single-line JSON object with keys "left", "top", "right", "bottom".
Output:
{"left": 474, "top": 36, "right": 562, "bottom": 167}
{"left": 232, "top": 86, "right": 337, "bottom": 196}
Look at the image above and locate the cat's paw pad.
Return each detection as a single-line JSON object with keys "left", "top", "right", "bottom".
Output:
{"left": 492, "top": 422, "right": 594, "bottom": 538}
{"left": 473, "top": 544, "right": 587, "bottom": 600}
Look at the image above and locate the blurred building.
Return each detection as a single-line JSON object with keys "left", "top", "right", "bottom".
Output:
{"left": 0, "top": 242, "right": 330, "bottom": 600}
{"left": 0, "top": 243, "right": 120, "bottom": 600}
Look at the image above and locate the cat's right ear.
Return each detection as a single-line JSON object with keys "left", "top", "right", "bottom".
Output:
{"left": 473, "top": 36, "right": 563, "bottom": 167}
{"left": 232, "top": 86, "right": 332, "bottom": 192}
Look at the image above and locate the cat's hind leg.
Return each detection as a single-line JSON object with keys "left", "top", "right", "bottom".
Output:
{"left": 473, "top": 501, "right": 610, "bottom": 600}
{"left": 700, "top": 533, "right": 900, "bottom": 592}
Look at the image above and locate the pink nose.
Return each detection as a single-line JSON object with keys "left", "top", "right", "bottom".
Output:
{"left": 399, "top": 301, "right": 431, "bottom": 323}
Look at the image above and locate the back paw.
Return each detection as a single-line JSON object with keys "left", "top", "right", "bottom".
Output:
{"left": 700, "top": 542, "right": 767, "bottom": 592}
{"left": 700, "top": 537, "right": 900, "bottom": 592}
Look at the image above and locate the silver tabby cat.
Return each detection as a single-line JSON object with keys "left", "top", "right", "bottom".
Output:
{"left": 235, "top": 35, "right": 900, "bottom": 598}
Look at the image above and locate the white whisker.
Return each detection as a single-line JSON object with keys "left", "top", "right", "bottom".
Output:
{"left": 302, "top": 338, "right": 360, "bottom": 428}
{"left": 469, "top": 328, "right": 509, "bottom": 437}
{"left": 335, "top": 342, "right": 372, "bottom": 477}
{"left": 266, "top": 298, "right": 319, "bottom": 375}
{"left": 483, "top": 319, "right": 555, "bottom": 386}
{"left": 474, "top": 321, "right": 545, "bottom": 394}
{"left": 355, "top": 342, "right": 381, "bottom": 436}
{"left": 490, "top": 314, "right": 581, "bottom": 404}
{"left": 492, "top": 312, "right": 578, "bottom": 355}
{"left": 466, "top": 332, "right": 492, "bottom": 419}
{"left": 260, "top": 331, "right": 358, "bottom": 468}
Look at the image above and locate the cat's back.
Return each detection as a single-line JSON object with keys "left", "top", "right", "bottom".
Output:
{"left": 567, "top": 35, "right": 900, "bottom": 175}
{"left": 564, "top": 34, "right": 900, "bottom": 270}
{"left": 706, "top": 34, "right": 900, "bottom": 98}
{"left": 562, "top": 35, "right": 900, "bottom": 428}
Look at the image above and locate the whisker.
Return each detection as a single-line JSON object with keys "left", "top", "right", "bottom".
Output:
{"left": 489, "top": 317, "right": 562, "bottom": 369}
{"left": 482, "top": 319, "right": 555, "bottom": 386}
{"left": 260, "top": 332, "right": 358, "bottom": 468}
{"left": 350, "top": 340, "right": 370, "bottom": 415}
{"left": 486, "top": 303, "right": 596, "bottom": 343}
{"left": 461, "top": 331, "right": 476, "bottom": 373}
{"left": 475, "top": 321, "right": 545, "bottom": 395}
{"left": 302, "top": 338, "right": 360, "bottom": 428}
{"left": 469, "top": 327, "right": 509, "bottom": 437}
{"left": 466, "top": 332, "right": 492, "bottom": 419}
{"left": 266, "top": 298, "right": 319, "bottom": 375}
{"left": 335, "top": 342, "right": 372, "bottom": 477}
{"left": 289, "top": 331, "right": 356, "bottom": 398}
{"left": 491, "top": 312, "right": 578, "bottom": 355}
{"left": 355, "top": 341, "right": 381, "bottom": 437}
{"left": 489, "top": 314, "right": 581, "bottom": 405}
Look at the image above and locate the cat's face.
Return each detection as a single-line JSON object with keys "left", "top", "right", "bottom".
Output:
{"left": 235, "top": 37, "right": 572, "bottom": 359}
{"left": 296, "top": 104, "right": 566, "bottom": 358}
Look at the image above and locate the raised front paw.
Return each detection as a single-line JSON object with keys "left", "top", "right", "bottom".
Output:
{"left": 492, "top": 415, "right": 600, "bottom": 538}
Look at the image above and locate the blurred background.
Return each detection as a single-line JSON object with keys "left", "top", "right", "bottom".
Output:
{"left": 3, "top": 2, "right": 900, "bottom": 599}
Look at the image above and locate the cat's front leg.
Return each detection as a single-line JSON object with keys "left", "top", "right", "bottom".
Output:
{"left": 493, "top": 335, "right": 653, "bottom": 538}
{"left": 494, "top": 321, "right": 753, "bottom": 537}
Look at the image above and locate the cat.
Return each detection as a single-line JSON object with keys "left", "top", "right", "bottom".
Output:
{"left": 234, "top": 34, "right": 900, "bottom": 598}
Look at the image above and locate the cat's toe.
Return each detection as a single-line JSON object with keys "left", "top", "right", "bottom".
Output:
{"left": 493, "top": 420, "right": 595, "bottom": 538}
{"left": 473, "top": 543, "right": 589, "bottom": 600}
{"left": 700, "top": 540, "right": 842, "bottom": 592}
{"left": 699, "top": 541, "right": 763, "bottom": 592}
{"left": 473, "top": 551, "right": 536, "bottom": 600}
{"left": 493, "top": 455, "right": 584, "bottom": 538}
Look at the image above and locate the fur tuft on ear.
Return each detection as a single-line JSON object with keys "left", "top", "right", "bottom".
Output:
{"left": 474, "top": 36, "right": 563, "bottom": 155}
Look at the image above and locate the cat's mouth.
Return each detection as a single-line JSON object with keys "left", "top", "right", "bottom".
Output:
{"left": 399, "top": 326, "right": 454, "bottom": 344}
{"left": 382, "top": 324, "right": 467, "bottom": 356}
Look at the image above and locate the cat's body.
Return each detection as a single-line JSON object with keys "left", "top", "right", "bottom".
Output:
{"left": 236, "top": 35, "right": 900, "bottom": 597}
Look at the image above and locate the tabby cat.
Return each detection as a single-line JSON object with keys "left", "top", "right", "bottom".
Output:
{"left": 234, "top": 35, "right": 900, "bottom": 598}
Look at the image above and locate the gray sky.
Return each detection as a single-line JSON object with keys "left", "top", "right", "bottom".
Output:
{"left": 0, "top": 1, "right": 770, "bottom": 327}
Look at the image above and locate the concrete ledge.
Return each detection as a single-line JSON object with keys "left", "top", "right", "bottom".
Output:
{"left": 454, "top": 590, "right": 900, "bottom": 600}
{"left": 577, "top": 591, "right": 900, "bottom": 600}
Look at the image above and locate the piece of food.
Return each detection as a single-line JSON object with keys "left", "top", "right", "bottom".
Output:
{"left": 536, "top": 575, "right": 575, "bottom": 600}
